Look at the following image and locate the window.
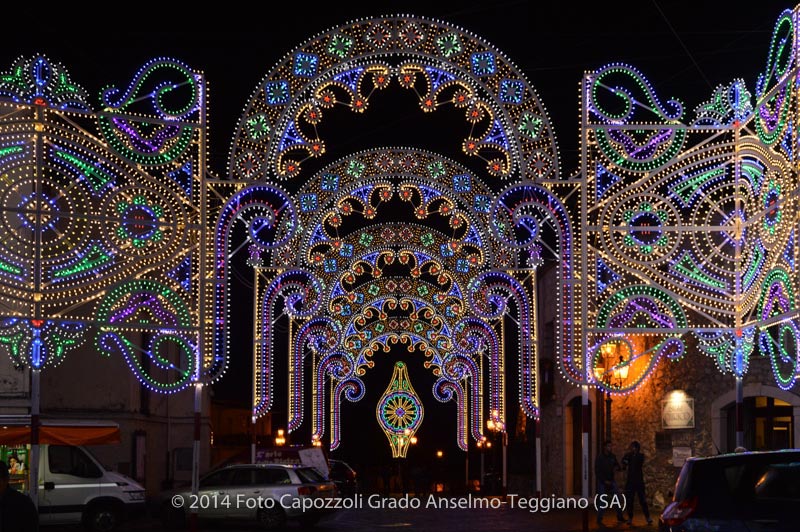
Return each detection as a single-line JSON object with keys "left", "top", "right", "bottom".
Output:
{"left": 253, "top": 468, "right": 291, "bottom": 485}
{"left": 48, "top": 446, "right": 102, "bottom": 478}
{"left": 295, "top": 467, "right": 325, "bottom": 483}
{"left": 725, "top": 396, "right": 795, "bottom": 452}
{"left": 229, "top": 469, "right": 253, "bottom": 486}
{"left": 200, "top": 469, "right": 235, "bottom": 489}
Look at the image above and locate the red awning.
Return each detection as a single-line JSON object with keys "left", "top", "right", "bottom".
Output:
{"left": 0, "top": 423, "right": 120, "bottom": 446}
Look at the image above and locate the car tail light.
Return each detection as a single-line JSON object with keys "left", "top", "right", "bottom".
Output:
{"left": 661, "top": 496, "right": 697, "bottom": 526}
{"left": 298, "top": 486, "right": 317, "bottom": 496}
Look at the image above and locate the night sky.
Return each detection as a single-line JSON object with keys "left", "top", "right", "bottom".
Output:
{"left": 0, "top": 1, "right": 791, "bottom": 463}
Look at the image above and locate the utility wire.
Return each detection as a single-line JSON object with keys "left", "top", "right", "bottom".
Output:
{"left": 652, "top": 0, "right": 714, "bottom": 90}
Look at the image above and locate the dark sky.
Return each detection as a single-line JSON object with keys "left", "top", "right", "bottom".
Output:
{"left": 0, "top": 1, "right": 786, "bottom": 175}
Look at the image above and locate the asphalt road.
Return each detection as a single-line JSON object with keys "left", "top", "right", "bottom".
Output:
{"left": 106, "top": 497, "right": 660, "bottom": 532}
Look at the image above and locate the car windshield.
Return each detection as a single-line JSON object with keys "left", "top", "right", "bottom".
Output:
{"left": 295, "top": 467, "right": 327, "bottom": 484}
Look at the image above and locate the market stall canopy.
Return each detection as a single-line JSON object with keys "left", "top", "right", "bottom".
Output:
{"left": 0, "top": 417, "right": 120, "bottom": 446}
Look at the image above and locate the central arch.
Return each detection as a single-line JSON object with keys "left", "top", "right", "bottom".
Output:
{"left": 209, "top": 15, "right": 576, "bottom": 454}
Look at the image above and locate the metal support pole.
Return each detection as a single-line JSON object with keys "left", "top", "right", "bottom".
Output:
{"left": 535, "top": 417, "right": 542, "bottom": 498}
{"left": 735, "top": 377, "right": 744, "bottom": 449}
{"left": 190, "top": 383, "right": 202, "bottom": 532}
{"left": 582, "top": 384, "right": 590, "bottom": 532}
{"left": 479, "top": 450, "right": 485, "bottom": 491}
{"left": 30, "top": 369, "right": 40, "bottom": 509}
{"left": 465, "top": 451, "right": 470, "bottom": 491}
{"left": 501, "top": 431, "right": 507, "bottom": 496}
{"left": 605, "top": 392, "right": 612, "bottom": 442}
{"left": 251, "top": 416, "right": 257, "bottom": 464}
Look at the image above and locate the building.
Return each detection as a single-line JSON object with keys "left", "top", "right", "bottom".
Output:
{"left": 0, "top": 345, "right": 211, "bottom": 495}
{"left": 537, "top": 264, "right": 800, "bottom": 508}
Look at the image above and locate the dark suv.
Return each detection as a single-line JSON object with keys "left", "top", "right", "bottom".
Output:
{"left": 660, "top": 449, "right": 800, "bottom": 532}
{"left": 328, "top": 459, "right": 358, "bottom": 496}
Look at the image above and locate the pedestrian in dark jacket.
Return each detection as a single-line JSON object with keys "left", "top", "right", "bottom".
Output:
{"left": 595, "top": 440, "right": 625, "bottom": 526}
{"left": 621, "top": 440, "right": 653, "bottom": 525}
{"left": 0, "top": 460, "right": 38, "bottom": 532}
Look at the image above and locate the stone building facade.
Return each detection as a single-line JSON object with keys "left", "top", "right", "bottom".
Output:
{"left": 536, "top": 265, "right": 800, "bottom": 511}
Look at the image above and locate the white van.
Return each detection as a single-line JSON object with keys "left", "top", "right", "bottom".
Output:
{"left": 1, "top": 417, "right": 146, "bottom": 532}
{"left": 36, "top": 443, "right": 146, "bottom": 531}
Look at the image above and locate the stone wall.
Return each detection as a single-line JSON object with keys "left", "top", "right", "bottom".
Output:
{"left": 538, "top": 332, "right": 800, "bottom": 511}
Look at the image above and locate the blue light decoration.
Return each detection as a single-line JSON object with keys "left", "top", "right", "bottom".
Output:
{"left": 225, "top": 14, "right": 567, "bottom": 455}
{"left": 0, "top": 319, "right": 85, "bottom": 369}
{"left": 0, "top": 55, "right": 210, "bottom": 392}
{"left": 582, "top": 6, "right": 800, "bottom": 394}
{"left": 0, "top": 55, "right": 91, "bottom": 111}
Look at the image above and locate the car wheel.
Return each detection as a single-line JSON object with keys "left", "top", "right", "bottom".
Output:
{"left": 84, "top": 504, "right": 118, "bottom": 532}
{"left": 161, "top": 503, "right": 186, "bottom": 530}
{"left": 257, "top": 506, "right": 286, "bottom": 530}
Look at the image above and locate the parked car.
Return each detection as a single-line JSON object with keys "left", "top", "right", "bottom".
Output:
{"left": 660, "top": 449, "right": 800, "bottom": 532}
{"left": 328, "top": 459, "right": 358, "bottom": 496}
{"left": 159, "top": 463, "right": 337, "bottom": 529}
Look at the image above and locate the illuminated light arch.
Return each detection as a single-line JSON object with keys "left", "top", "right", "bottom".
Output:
{"left": 254, "top": 268, "right": 323, "bottom": 417}
{"left": 229, "top": 15, "right": 559, "bottom": 182}
{"left": 239, "top": 141, "right": 566, "bottom": 451}
{"left": 212, "top": 184, "right": 299, "bottom": 387}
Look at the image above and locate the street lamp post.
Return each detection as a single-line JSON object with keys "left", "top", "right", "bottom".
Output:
{"left": 476, "top": 438, "right": 491, "bottom": 491}
{"left": 593, "top": 343, "right": 630, "bottom": 443}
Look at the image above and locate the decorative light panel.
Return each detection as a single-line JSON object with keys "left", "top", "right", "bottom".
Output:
{"left": 574, "top": 8, "right": 800, "bottom": 393}
{"left": 0, "top": 55, "right": 213, "bottom": 391}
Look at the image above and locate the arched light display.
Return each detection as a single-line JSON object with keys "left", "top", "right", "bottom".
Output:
{"left": 237, "top": 148, "right": 556, "bottom": 451}
{"left": 2, "top": 6, "right": 797, "bottom": 461}
{"left": 0, "top": 55, "right": 214, "bottom": 390}
{"left": 218, "top": 15, "right": 569, "bottom": 453}
{"left": 228, "top": 16, "right": 558, "bottom": 182}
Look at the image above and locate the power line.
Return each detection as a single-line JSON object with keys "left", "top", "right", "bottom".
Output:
{"left": 651, "top": 0, "right": 714, "bottom": 90}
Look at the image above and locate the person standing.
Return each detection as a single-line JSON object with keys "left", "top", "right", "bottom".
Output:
{"left": 595, "top": 440, "right": 625, "bottom": 527}
{"left": 621, "top": 440, "right": 653, "bottom": 525}
{"left": 0, "top": 460, "right": 38, "bottom": 532}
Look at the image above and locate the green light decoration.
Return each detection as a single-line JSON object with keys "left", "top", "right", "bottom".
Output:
{"left": 377, "top": 362, "right": 424, "bottom": 458}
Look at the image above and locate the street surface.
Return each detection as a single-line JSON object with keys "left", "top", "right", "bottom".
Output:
{"left": 104, "top": 499, "right": 660, "bottom": 532}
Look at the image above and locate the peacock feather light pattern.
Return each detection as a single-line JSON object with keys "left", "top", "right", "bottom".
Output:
{"left": 571, "top": 8, "right": 800, "bottom": 394}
